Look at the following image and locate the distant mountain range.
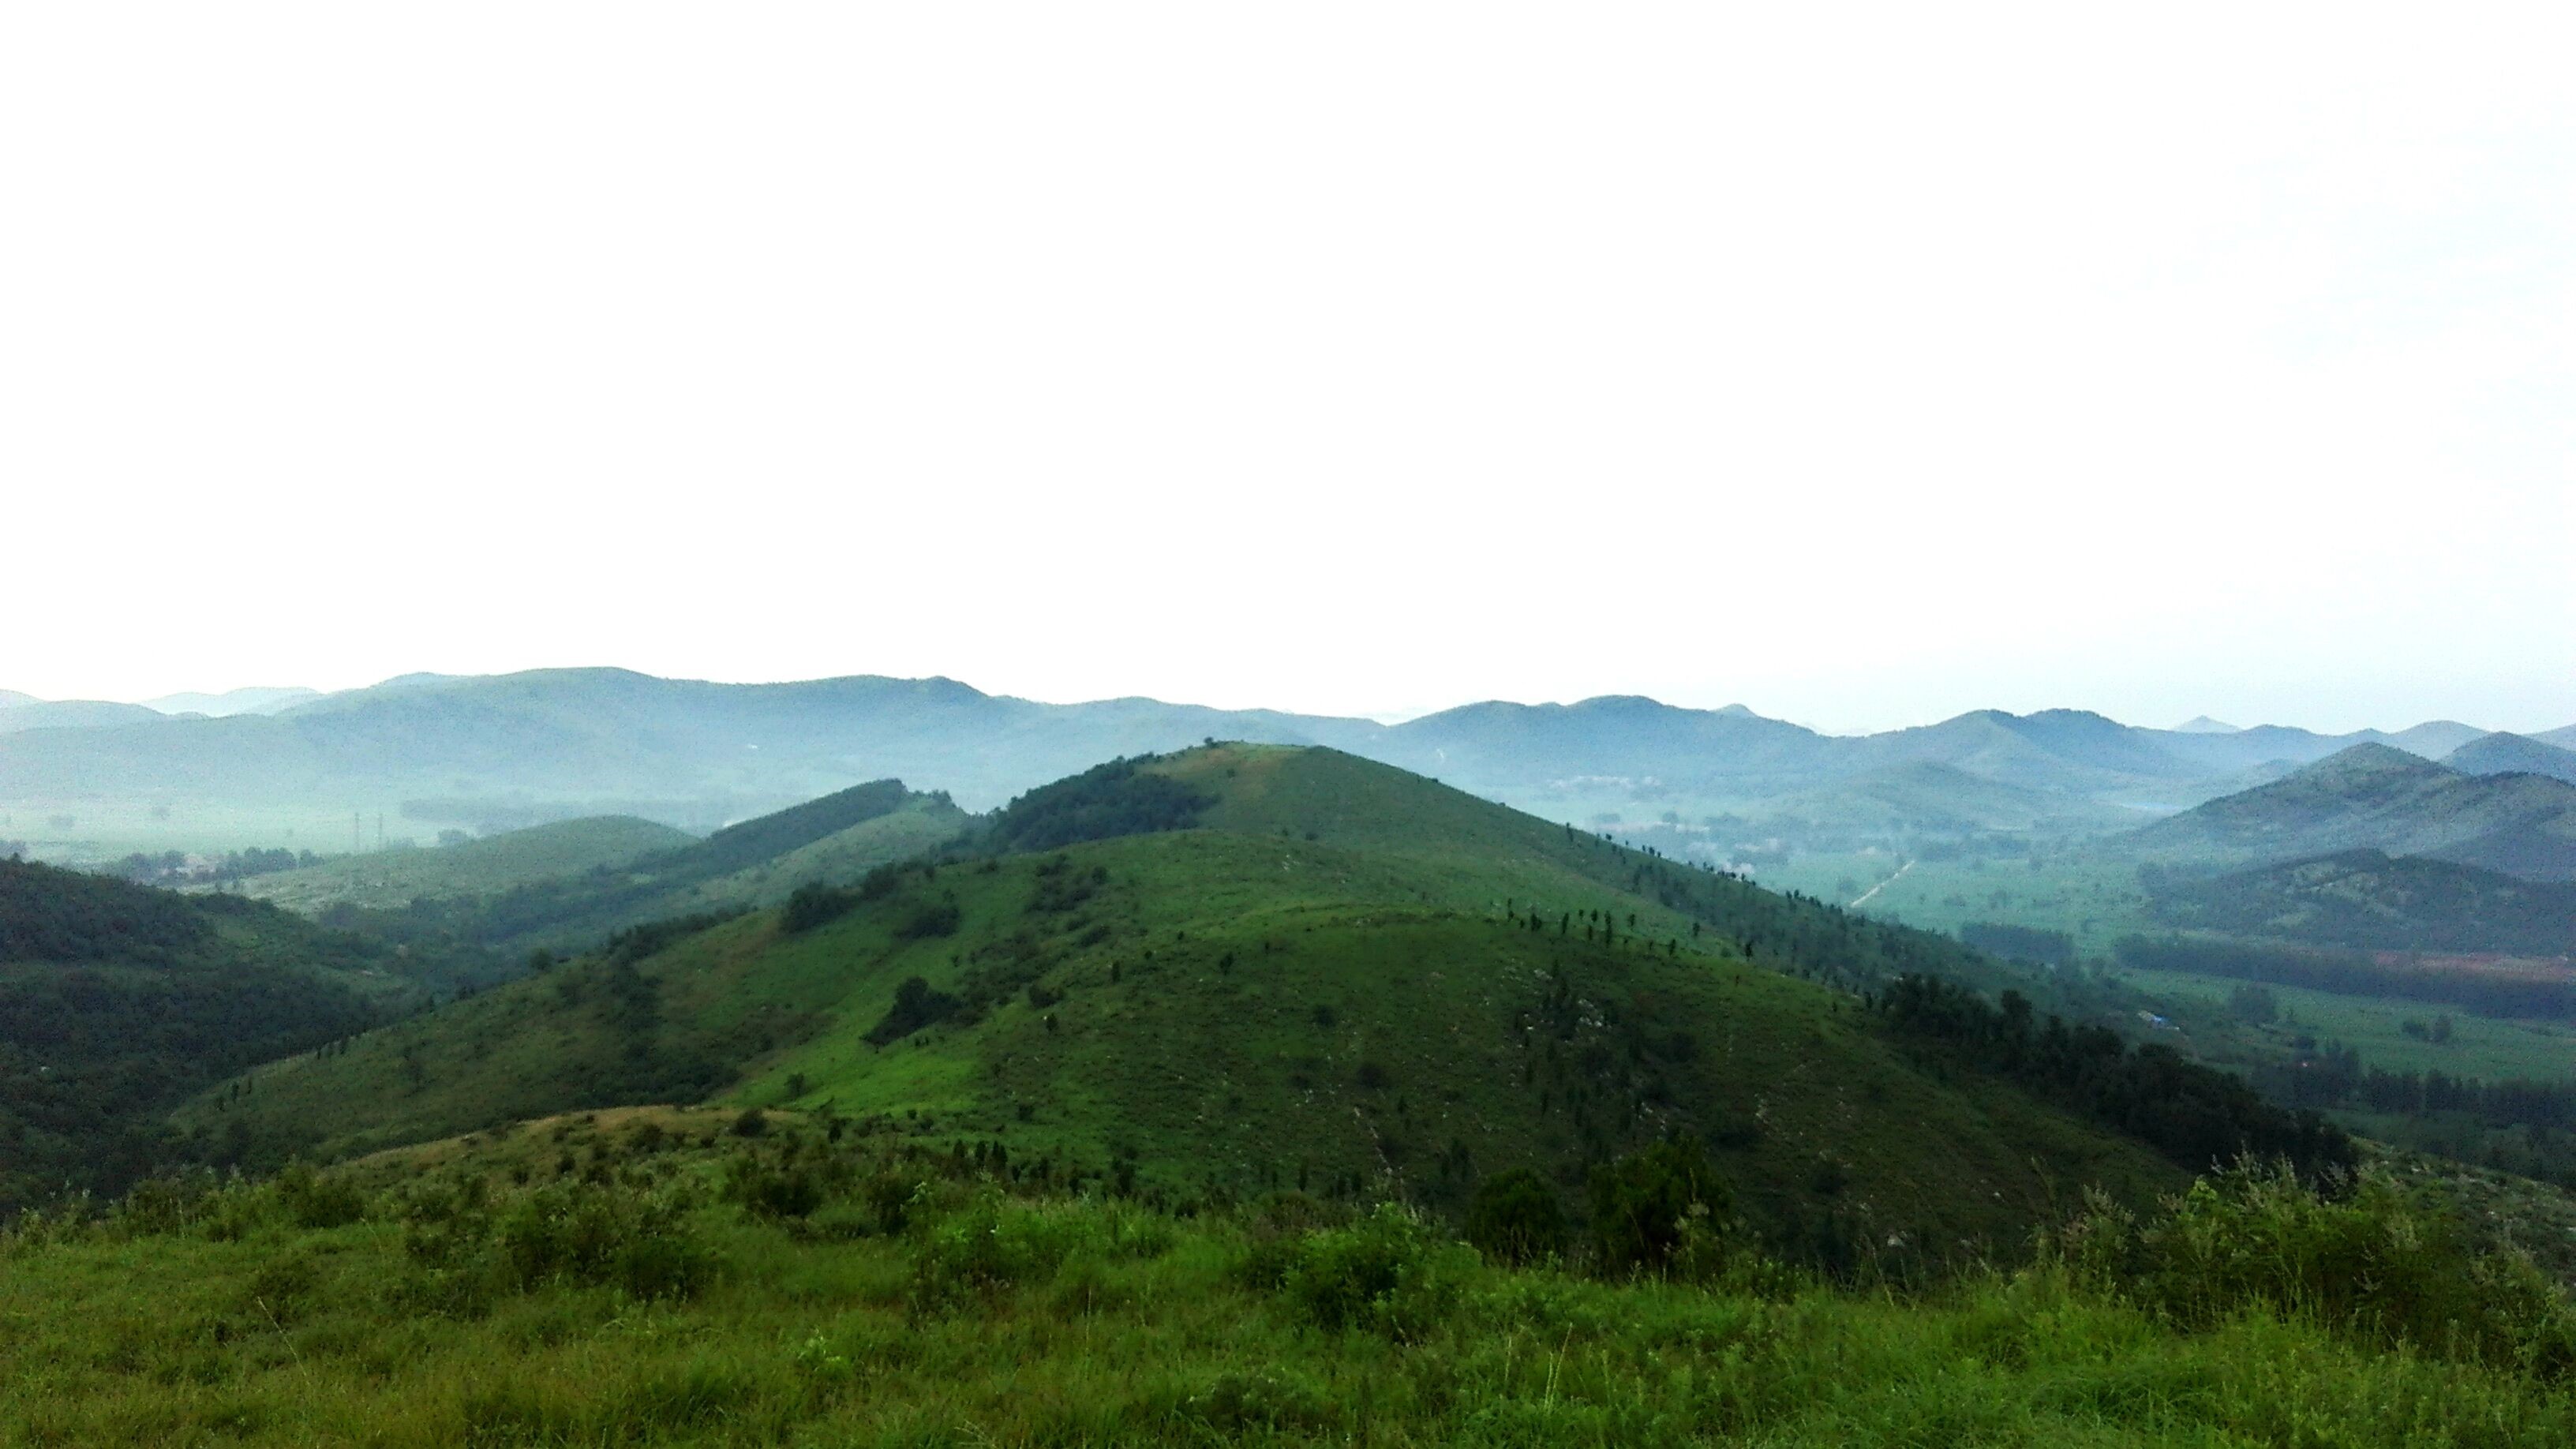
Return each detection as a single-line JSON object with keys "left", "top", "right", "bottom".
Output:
{"left": 140, "top": 686, "right": 322, "bottom": 717}
{"left": 1, "top": 668, "right": 2567, "bottom": 856}
{"left": 2128, "top": 743, "right": 2576, "bottom": 882}
{"left": 0, "top": 695, "right": 165, "bottom": 732}
{"left": 0, "top": 684, "right": 319, "bottom": 732}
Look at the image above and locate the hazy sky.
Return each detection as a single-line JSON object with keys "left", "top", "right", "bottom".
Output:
{"left": 5, "top": 6, "right": 2569, "bottom": 735}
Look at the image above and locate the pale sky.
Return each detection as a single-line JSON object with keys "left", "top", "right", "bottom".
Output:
{"left": 4, "top": 5, "right": 2569, "bottom": 736}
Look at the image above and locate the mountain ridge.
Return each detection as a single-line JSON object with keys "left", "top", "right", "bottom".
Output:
{"left": 2447, "top": 732, "right": 2576, "bottom": 786}
{"left": 2129, "top": 743, "right": 2576, "bottom": 881}
{"left": 184, "top": 743, "right": 2343, "bottom": 1267}
{"left": 0, "top": 668, "right": 2550, "bottom": 862}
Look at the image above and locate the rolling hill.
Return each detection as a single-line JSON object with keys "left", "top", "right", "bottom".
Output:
{"left": 310, "top": 779, "right": 975, "bottom": 955}
{"left": 2128, "top": 743, "right": 2576, "bottom": 881}
{"left": 1751, "top": 761, "right": 2139, "bottom": 838}
{"left": 140, "top": 686, "right": 321, "bottom": 717}
{"left": 0, "top": 697, "right": 165, "bottom": 732}
{"left": 183, "top": 746, "right": 2358, "bottom": 1270}
{"left": 2144, "top": 849, "right": 2576, "bottom": 957}
{"left": 231, "top": 816, "right": 701, "bottom": 914}
{"left": 0, "top": 858, "right": 447, "bottom": 1211}
{"left": 2447, "top": 732, "right": 2576, "bottom": 785}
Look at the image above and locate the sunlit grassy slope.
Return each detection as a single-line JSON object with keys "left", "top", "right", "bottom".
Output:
{"left": 637, "top": 796, "right": 971, "bottom": 918}
{"left": 183, "top": 746, "right": 2179, "bottom": 1264}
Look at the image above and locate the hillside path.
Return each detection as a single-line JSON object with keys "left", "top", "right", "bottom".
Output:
{"left": 1849, "top": 859, "right": 1912, "bottom": 909}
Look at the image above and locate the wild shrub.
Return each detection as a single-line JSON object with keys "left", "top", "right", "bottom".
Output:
{"left": 908, "top": 1194, "right": 1087, "bottom": 1313}
{"left": 242, "top": 1251, "right": 322, "bottom": 1325}
{"left": 852, "top": 1171, "right": 918, "bottom": 1237}
{"left": 781, "top": 882, "right": 858, "bottom": 934}
{"left": 1588, "top": 1139, "right": 1732, "bottom": 1279}
{"left": 1267, "top": 1203, "right": 1465, "bottom": 1341}
{"left": 110, "top": 1171, "right": 222, "bottom": 1237}
{"left": 895, "top": 901, "right": 963, "bottom": 940}
{"left": 721, "top": 1149, "right": 829, "bottom": 1220}
{"left": 275, "top": 1162, "right": 370, "bottom": 1229}
{"left": 864, "top": 976, "right": 962, "bottom": 1045}
{"left": 396, "top": 1174, "right": 493, "bottom": 1263}
{"left": 1464, "top": 1169, "right": 1568, "bottom": 1266}
{"left": 492, "top": 1181, "right": 716, "bottom": 1300}
{"left": 1182, "top": 1368, "right": 1339, "bottom": 1436}
{"left": 2050, "top": 1160, "right": 2576, "bottom": 1375}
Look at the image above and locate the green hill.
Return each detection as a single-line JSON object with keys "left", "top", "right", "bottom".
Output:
{"left": 2129, "top": 743, "right": 2576, "bottom": 881}
{"left": 1754, "top": 760, "right": 2139, "bottom": 839}
{"left": 234, "top": 816, "right": 698, "bottom": 913}
{"left": 184, "top": 746, "right": 2362, "bottom": 1271}
{"left": 320, "top": 780, "right": 972, "bottom": 955}
{"left": 2447, "top": 731, "right": 2576, "bottom": 786}
{"left": 2144, "top": 849, "right": 2576, "bottom": 957}
{"left": 0, "top": 858, "right": 449, "bottom": 1212}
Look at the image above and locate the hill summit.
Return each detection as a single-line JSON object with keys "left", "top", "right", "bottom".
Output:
{"left": 2447, "top": 732, "right": 2576, "bottom": 786}
{"left": 2129, "top": 743, "right": 2576, "bottom": 880}
{"left": 188, "top": 743, "right": 2356, "bottom": 1272}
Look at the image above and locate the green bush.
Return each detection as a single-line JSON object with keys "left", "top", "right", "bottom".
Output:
{"left": 275, "top": 1162, "right": 370, "bottom": 1230}
{"left": 721, "top": 1150, "right": 828, "bottom": 1220}
{"left": 1464, "top": 1169, "right": 1569, "bottom": 1266}
{"left": 1271, "top": 1203, "right": 1465, "bottom": 1341}
{"left": 864, "top": 976, "right": 962, "bottom": 1045}
{"left": 111, "top": 1171, "right": 222, "bottom": 1237}
{"left": 491, "top": 1181, "right": 716, "bottom": 1300}
{"left": 909, "top": 1194, "right": 1087, "bottom": 1312}
{"left": 1182, "top": 1368, "right": 1339, "bottom": 1435}
{"left": 2051, "top": 1161, "right": 2576, "bottom": 1376}
{"left": 781, "top": 882, "right": 858, "bottom": 934}
{"left": 895, "top": 901, "right": 964, "bottom": 940}
{"left": 1588, "top": 1139, "right": 1732, "bottom": 1278}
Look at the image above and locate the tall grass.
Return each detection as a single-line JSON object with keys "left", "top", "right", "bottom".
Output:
{"left": 4, "top": 1118, "right": 2569, "bottom": 1446}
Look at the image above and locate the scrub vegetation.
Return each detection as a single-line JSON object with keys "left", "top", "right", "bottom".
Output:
{"left": 6, "top": 1112, "right": 2570, "bottom": 1447}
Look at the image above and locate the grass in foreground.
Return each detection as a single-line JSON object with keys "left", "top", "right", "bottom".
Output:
{"left": 5, "top": 1111, "right": 2569, "bottom": 1447}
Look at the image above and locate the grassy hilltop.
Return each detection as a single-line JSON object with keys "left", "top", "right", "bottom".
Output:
{"left": 15, "top": 746, "right": 2576, "bottom": 1444}
{"left": 189, "top": 744, "right": 2342, "bottom": 1269}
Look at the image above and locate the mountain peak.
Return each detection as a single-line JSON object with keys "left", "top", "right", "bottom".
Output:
{"left": 2295, "top": 741, "right": 2456, "bottom": 782}
{"left": 2446, "top": 731, "right": 2576, "bottom": 785}
{"left": 1568, "top": 694, "right": 1676, "bottom": 713}
{"left": 2173, "top": 716, "right": 2241, "bottom": 734}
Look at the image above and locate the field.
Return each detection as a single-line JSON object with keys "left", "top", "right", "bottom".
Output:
{"left": 2114, "top": 964, "right": 2576, "bottom": 1083}
{"left": 0, "top": 796, "right": 426, "bottom": 867}
{"left": 234, "top": 816, "right": 699, "bottom": 913}
{"left": 6, "top": 1112, "right": 2570, "bottom": 1447}
{"left": 1769, "top": 848, "right": 2576, "bottom": 1091}
{"left": 1763, "top": 850, "right": 2151, "bottom": 955}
